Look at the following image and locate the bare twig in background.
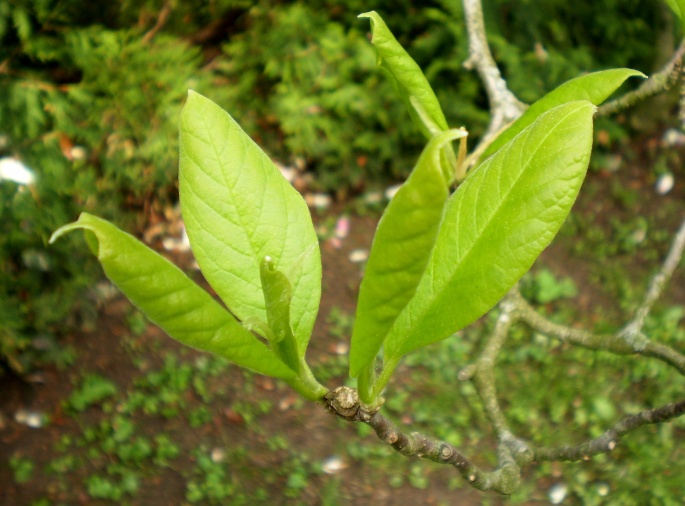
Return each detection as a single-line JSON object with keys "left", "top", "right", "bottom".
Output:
{"left": 599, "top": 39, "right": 685, "bottom": 117}
{"left": 142, "top": 2, "right": 173, "bottom": 43}
{"left": 512, "top": 217, "right": 685, "bottom": 376}
{"left": 620, "top": 217, "right": 685, "bottom": 343}
{"left": 533, "top": 399, "right": 685, "bottom": 462}
{"left": 461, "top": 0, "right": 526, "bottom": 144}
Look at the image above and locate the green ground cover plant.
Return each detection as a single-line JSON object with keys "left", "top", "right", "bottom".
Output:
{"left": 48, "top": 2, "right": 685, "bottom": 497}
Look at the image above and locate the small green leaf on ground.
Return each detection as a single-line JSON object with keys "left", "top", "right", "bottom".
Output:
{"left": 68, "top": 374, "right": 118, "bottom": 411}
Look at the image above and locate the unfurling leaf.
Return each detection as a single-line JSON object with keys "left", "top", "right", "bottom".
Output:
{"left": 50, "top": 213, "right": 296, "bottom": 380}
{"left": 360, "top": 11, "right": 458, "bottom": 183}
{"left": 260, "top": 256, "right": 300, "bottom": 373}
{"left": 384, "top": 101, "right": 596, "bottom": 362}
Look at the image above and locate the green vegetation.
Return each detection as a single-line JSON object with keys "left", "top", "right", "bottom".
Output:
{"left": 0, "top": 0, "right": 671, "bottom": 375}
{"left": 2, "top": 0, "right": 684, "bottom": 504}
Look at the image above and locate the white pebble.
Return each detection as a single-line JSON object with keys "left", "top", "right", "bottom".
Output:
{"left": 548, "top": 483, "right": 568, "bottom": 504}
{"left": 70, "top": 146, "right": 87, "bottom": 160}
{"left": 335, "top": 216, "right": 350, "bottom": 239}
{"left": 596, "top": 482, "right": 610, "bottom": 497}
{"left": 662, "top": 128, "right": 685, "bottom": 147}
{"left": 14, "top": 409, "right": 44, "bottom": 428}
{"left": 0, "top": 157, "right": 35, "bottom": 185}
{"left": 305, "top": 193, "right": 332, "bottom": 209}
{"left": 210, "top": 448, "right": 226, "bottom": 463}
{"left": 655, "top": 172, "right": 674, "bottom": 195}
{"left": 275, "top": 163, "right": 296, "bottom": 183}
{"left": 384, "top": 184, "right": 402, "bottom": 200}
{"left": 349, "top": 249, "right": 369, "bottom": 263}
{"left": 322, "top": 455, "right": 347, "bottom": 474}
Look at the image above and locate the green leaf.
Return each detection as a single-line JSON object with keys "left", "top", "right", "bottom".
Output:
{"left": 482, "top": 69, "right": 645, "bottom": 160}
{"left": 349, "top": 129, "right": 467, "bottom": 378}
{"left": 360, "top": 11, "right": 457, "bottom": 183}
{"left": 179, "top": 91, "right": 321, "bottom": 354}
{"left": 384, "top": 101, "right": 595, "bottom": 361}
{"left": 665, "top": 0, "right": 685, "bottom": 31}
{"left": 260, "top": 256, "right": 300, "bottom": 373}
{"left": 50, "top": 213, "right": 296, "bottom": 380}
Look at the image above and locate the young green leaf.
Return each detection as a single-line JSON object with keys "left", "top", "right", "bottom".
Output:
{"left": 179, "top": 91, "right": 321, "bottom": 354}
{"left": 260, "top": 256, "right": 300, "bottom": 373}
{"left": 383, "top": 101, "right": 595, "bottom": 362}
{"left": 349, "top": 129, "right": 467, "bottom": 378}
{"left": 360, "top": 11, "right": 458, "bottom": 183}
{"left": 482, "top": 69, "right": 645, "bottom": 160}
{"left": 665, "top": 0, "right": 685, "bottom": 31}
{"left": 49, "top": 213, "right": 296, "bottom": 380}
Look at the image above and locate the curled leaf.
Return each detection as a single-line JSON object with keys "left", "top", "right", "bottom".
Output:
{"left": 260, "top": 256, "right": 300, "bottom": 373}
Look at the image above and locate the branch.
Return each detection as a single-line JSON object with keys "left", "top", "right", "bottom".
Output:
{"left": 469, "top": 295, "right": 518, "bottom": 437}
{"left": 142, "top": 2, "right": 173, "bottom": 44}
{"left": 598, "top": 39, "right": 685, "bottom": 117}
{"left": 510, "top": 216, "right": 685, "bottom": 375}
{"left": 512, "top": 288, "right": 685, "bottom": 376}
{"left": 462, "top": 0, "right": 526, "bottom": 144}
{"left": 533, "top": 399, "right": 685, "bottom": 462}
{"left": 324, "top": 387, "right": 521, "bottom": 494}
{"left": 620, "top": 217, "right": 685, "bottom": 344}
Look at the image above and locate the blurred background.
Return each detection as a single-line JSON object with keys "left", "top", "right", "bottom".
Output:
{"left": 1, "top": 0, "right": 684, "bottom": 504}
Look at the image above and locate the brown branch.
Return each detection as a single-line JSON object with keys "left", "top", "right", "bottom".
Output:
{"left": 142, "top": 2, "right": 173, "bottom": 44}
{"left": 324, "top": 387, "right": 521, "bottom": 494}
{"left": 533, "top": 399, "right": 685, "bottom": 462}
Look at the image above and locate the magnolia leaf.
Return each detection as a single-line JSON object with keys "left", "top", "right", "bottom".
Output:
{"left": 482, "top": 69, "right": 645, "bottom": 160}
{"left": 665, "top": 0, "right": 685, "bottom": 31}
{"left": 384, "top": 101, "right": 595, "bottom": 361}
{"left": 360, "top": 11, "right": 457, "bottom": 183}
{"left": 50, "top": 213, "right": 296, "bottom": 380}
{"left": 260, "top": 256, "right": 300, "bottom": 373}
{"left": 179, "top": 91, "right": 321, "bottom": 353}
{"left": 349, "top": 129, "right": 467, "bottom": 378}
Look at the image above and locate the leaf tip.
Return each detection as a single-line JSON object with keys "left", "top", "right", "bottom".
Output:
{"left": 48, "top": 228, "right": 65, "bottom": 245}
{"left": 261, "top": 255, "right": 276, "bottom": 273}
{"left": 358, "top": 11, "right": 380, "bottom": 30}
{"left": 49, "top": 212, "right": 91, "bottom": 244}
